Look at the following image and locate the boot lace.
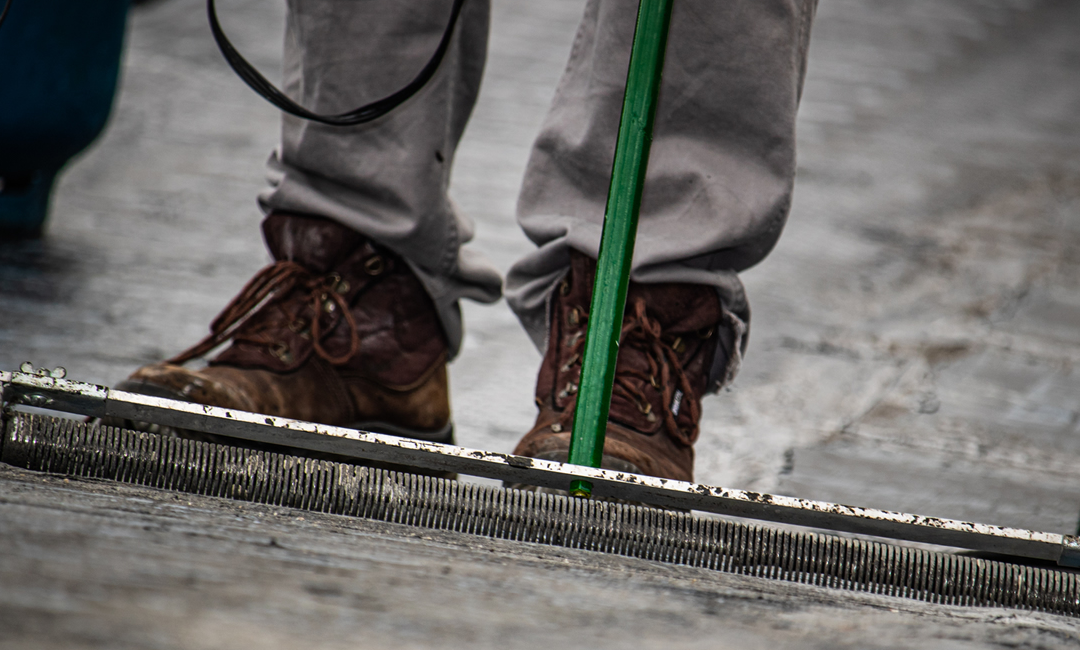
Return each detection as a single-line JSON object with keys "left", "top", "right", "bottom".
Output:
{"left": 168, "top": 260, "right": 361, "bottom": 366}
{"left": 556, "top": 297, "right": 701, "bottom": 447}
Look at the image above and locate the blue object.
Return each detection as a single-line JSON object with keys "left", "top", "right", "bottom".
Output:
{"left": 0, "top": 0, "right": 130, "bottom": 239}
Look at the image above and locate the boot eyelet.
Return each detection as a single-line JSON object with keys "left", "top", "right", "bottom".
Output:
{"left": 559, "top": 280, "right": 571, "bottom": 296}
{"left": 567, "top": 307, "right": 580, "bottom": 327}
{"left": 697, "top": 327, "right": 715, "bottom": 340}
{"left": 364, "top": 255, "right": 386, "bottom": 276}
{"left": 671, "top": 337, "right": 685, "bottom": 354}
{"left": 289, "top": 319, "right": 312, "bottom": 340}
{"left": 550, "top": 423, "right": 563, "bottom": 433}
{"left": 323, "top": 300, "right": 336, "bottom": 313}
{"left": 335, "top": 279, "right": 351, "bottom": 294}
{"left": 270, "top": 342, "right": 293, "bottom": 364}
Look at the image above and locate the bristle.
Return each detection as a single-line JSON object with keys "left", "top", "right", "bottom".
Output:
{"left": 4, "top": 412, "right": 1079, "bottom": 616}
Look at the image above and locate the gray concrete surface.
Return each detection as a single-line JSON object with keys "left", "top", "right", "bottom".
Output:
{"left": 3, "top": 463, "right": 1079, "bottom": 650}
{"left": 2, "top": 0, "right": 1080, "bottom": 646}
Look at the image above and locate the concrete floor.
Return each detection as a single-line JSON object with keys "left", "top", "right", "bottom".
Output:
{"left": 5, "top": 462, "right": 1080, "bottom": 650}
{"left": 2, "top": 0, "right": 1080, "bottom": 646}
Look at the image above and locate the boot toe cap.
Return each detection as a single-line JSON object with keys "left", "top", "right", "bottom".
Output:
{"left": 119, "top": 363, "right": 256, "bottom": 412}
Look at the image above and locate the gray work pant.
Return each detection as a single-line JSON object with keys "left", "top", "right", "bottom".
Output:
{"left": 259, "top": 0, "right": 817, "bottom": 384}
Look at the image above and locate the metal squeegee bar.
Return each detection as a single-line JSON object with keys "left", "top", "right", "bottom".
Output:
{"left": 2, "top": 370, "right": 1078, "bottom": 566}
{"left": 3, "top": 410, "right": 1079, "bottom": 617}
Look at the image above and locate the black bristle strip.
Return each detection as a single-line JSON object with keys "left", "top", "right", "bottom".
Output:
{"left": 4, "top": 412, "right": 1079, "bottom": 617}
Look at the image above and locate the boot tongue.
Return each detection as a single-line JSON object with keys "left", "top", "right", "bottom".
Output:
{"left": 262, "top": 212, "right": 365, "bottom": 274}
{"left": 568, "top": 250, "right": 722, "bottom": 332}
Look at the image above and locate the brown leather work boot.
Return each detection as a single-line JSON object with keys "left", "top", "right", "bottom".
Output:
{"left": 513, "top": 252, "right": 727, "bottom": 483}
{"left": 115, "top": 212, "right": 453, "bottom": 444}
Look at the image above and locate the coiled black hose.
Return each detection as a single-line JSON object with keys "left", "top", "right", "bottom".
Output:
{"left": 207, "top": 0, "right": 466, "bottom": 126}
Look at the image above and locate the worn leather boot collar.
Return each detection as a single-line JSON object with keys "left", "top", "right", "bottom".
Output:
{"left": 262, "top": 212, "right": 366, "bottom": 273}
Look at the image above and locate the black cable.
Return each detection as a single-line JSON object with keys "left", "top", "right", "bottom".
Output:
{"left": 207, "top": 0, "right": 466, "bottom": 127}
{"left": 0, "top": 0, "right": 12, "bottom": 32}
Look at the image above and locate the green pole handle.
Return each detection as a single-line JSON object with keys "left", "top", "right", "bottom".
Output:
{"left": 567, "top": 0, "right": 673, "bottom": 497}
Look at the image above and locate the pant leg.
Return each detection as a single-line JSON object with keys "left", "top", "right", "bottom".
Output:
{"left": 259, "top": 0, "right": 502, "bottom": 358}
{"left": 506, "top": 0, "right": 817, "bottom": 382}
